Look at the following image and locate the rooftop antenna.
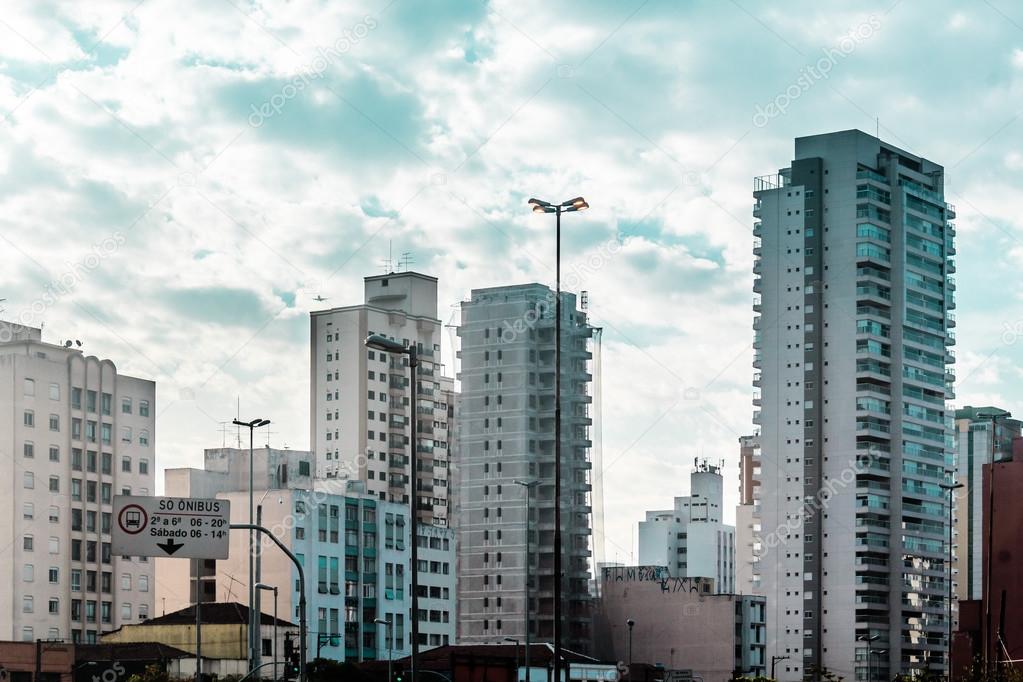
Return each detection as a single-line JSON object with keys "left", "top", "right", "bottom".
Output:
{"left": 400, "top": 251, "right": 414, "bottom": 272}
{"left": 217, "top": 421, "right": 230, "bottom": 448}
{"left": 235, "top": 397, "right": 242, "bottom": 448}
{"left": 875, "top": 116, "right": 879, "bottom": 138}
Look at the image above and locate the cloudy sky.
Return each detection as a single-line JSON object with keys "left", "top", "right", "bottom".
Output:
{"left": 2, "top": 0, "right": 1022, "bottom": 564}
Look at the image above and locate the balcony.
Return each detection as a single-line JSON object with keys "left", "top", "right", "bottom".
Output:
{"left": 753, "top": 222, "right": 763, "bottom": 237}
{"left": 752, "top": 372, "right": 762, "bottom": 386}
{"left": 946, "top": 311, "right": 956, "bottom": 328}
{"left": 753, "top": 203, "right": 762, "bottom": 218}
{"left": 753, "top": 297, "right": 762, "bottom": 313}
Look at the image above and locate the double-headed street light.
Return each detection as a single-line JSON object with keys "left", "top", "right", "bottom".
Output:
{"left": 233, "top": 416, "right": 271, "bottom": 673}
{"left": 857, "top": 634, "right": 880, "bottom": 682}
{"left": 526, "top": 196, "right": 588, "bottom": 682}
{"left": 365, "top": 334, "right": 420, "bottom": 682}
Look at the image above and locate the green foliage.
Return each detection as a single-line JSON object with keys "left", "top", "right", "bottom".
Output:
{"left": 124, "top": 665, "right": 170, "bottom": 682}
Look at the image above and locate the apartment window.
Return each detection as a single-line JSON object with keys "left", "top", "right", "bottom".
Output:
{"left": 139, "top": 459, "right": 149, "bottom": 475}
{"left": 24, "top": 378, "right": 36, "bottom": 396}
{"left": 72, "top": 479, "right": 82, "bottom": 501}
{"left": 139, "top": 400, "right": 150, "bottom": 417}
{"left": 121, "top": 398, "right": 132, "bottom": 414}
{"left": 86, "top": 390, "right": 97, "bottom": 413}
{"left": 49, "top": 475, "right": 60, "bottom": 493}
{"left": 49, "top": 414, "right": 60, "bottom": 431}
{"left": 139, "top": 430, "right": 149, "bottom": 446}
{"left": 71, "top": 387, "right": 82, "bottom": 409}
{"left": 23, "top": 503, "right": 33, "bottom": 520}
{"left": 139, "top": 575, "right": 149, "bottom": 592}
{"left": 121, "top": 603, "right": 132, "bottom": 620}
{"left": 101, "top": 602, "right": 112, "bottom": 624}
{"left": 49, "top": 506, "right": 59, "bottom": 523}
{"left": 24, "top": 535, "right": 33, "bottom": 551}
{"left": 101, "top": 423, "right": 111, "bottom": 445}
{"left": 49, "top": 598, "right": 59, "bottom": 615}
{"left": 121, "top": 573, "right": 131, "bottom": 591}
{"left": 85, "top": 420, "right": 96, "bottom": 442}
{"left": 23, "top": 596, "right": 34, "bottom": 613}
{"left": 24, "top": 410, "right": 34, "bottom": 427}
{"left": 49, "top": 567, "right": 59, "bottom": 584}
{"left": 49, "top": 446, "right": 60, "bottom": 462}
{"left": 24, "top": 564, "right": 34, "bottom": 582}
{"left": 72, "top": 448, "right": 82, "bottom": 470}
{"left": 121, "top": 427, "right": 132, "bottom": 443}
{"left": 101, "top": 393, "right": 111, "bottom": 416}
{"left": 101, "top": 452, "right": 111, "bottom": 474}
{"left": 24, "top": 441, "right": 34, "bottom": 458}
{"left": 122, "top": 456, "right": 132, "bottom": 473}
{"left": 49, "top": 537, "right": 59, "bottom": 554}
{"left": 24, "top": 472, "right": 34, "bottom": 489}
{"left": 71, "top": 571, "right": 81, "bottom": 592}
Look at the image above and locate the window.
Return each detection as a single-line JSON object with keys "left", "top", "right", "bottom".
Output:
{"left": 121, "top": 603, "right": 132, "bottom": 620}
{"left": 49, "top": 476, "right": 60, "bottom": 493}
{"left": 121, "top": 574, "right": 131, "bottom": 591}
{"left": 139, "top": 575, "right": 149, "bottom": 592}
{"left": 139, "top": 400, "right": 150, "bottom": 417}
{"left": 23, "top": 503, "right": 33, "bottom": 520}
{"left": 72, "top": 448, "right": 82, "bottom": 470}
{"left": 71, "top": 387, "right": 82, "bottom": 409}
{"left": 121, "top": 398, "right": 132, "bottom": 414}
{"left": 139, "top": 430, "right": 149, "bottom": 446}
{"left": 24, "top": 535, "right": 33, "bottom": 551}
{"left": 72, "top": 418, "right": 82, "bottom": 440}
{"left": 49, "top": 537, "right": 59, "bottom": 554}
{"left": 24, "top": 472, "right": 34, "bottom": 489}
{"left": 49, "top": 598, "right": 59, "bottom": 615}
{"left": 24, "top": 378, "right": 38, "bottom": 396}
{"left": 121, "top": 427, "right": 132, "bottom": 443}
{"left": 85, "top": 420, "right": 96, "bottom": 442}
{"left": 49, "top": 446, "right": 60, "bottom": 462}
{"left": 139, "top": 459, "right": 149, "bottom": 475}
{"left": 122, "top": 457, "right": 131, "bottom": 473}
{"left": 24, "top": 410, "right": 34, "bottom": 427}
{"left": 24, "top": 564, "right": 34, "bottom": 582}
{"left": 71, "top": 571, "right": 81, "bottom": 592}
{"left": 48, "top": 567, "right": 59, "bottom": 584}
{"left": 101, "top": 423, "right": 111, "bottom": 445}
{"left": 72, "top": 479, "right": 82, "bottom": 501}
{"left": 101, "top": 452, "right": 111, "bottom": 474}
{"left": 49, "top": 414, "right": 60, "bottom": 431}
{"left": 49, "top": 506, "right": 59, "bottom": 523}
{"left": 86, "top": 390, "right": 97, "bottom": 412}
{"left": 24, "top": 596, "right": 34, "bottom": 613}
{"left": 24, "top": 441, "right": 34, "bottom": 458}
{"left": 101, "top": 393, "right": 111, "bottom": 416}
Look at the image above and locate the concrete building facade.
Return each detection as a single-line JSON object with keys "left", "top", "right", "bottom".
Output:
{"left": 593, "top": 566, "right": 766, "bottom": 681}
{"left": 0, "top": 324, "right": 155, "bottom": 644}
{"left": 736, "top": 435, "right": 760, "bottom": 595}
{"left": 752, "top": 131, "right": 956, "bottom": 679}
{"left": 637, "top": 460, "right": 736, "bottom": 593}
{"left": 455, "top": 284, "right": 595, "bottom": 651}
{"left": 952, "top": 406, "right": 1021, "bottom": 603}
{"left": 309, "top": 272, "right": 453, "bottom": 526}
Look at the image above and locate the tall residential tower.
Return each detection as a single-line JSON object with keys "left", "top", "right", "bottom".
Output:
{"left": 752, "top": 131, "right": 956, "bottom": 679}
{"left": 455, "top": 284, "right": 595, "bottom": 651}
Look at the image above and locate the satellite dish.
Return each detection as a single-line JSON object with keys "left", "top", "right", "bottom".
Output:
{"left": 64, "top": 341, "right": 72, "bottom": 348}
{"left": 75, "top": 340, "right": 82, "bottom": 347}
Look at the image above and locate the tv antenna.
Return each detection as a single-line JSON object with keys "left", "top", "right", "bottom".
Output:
{"left": 399, "top": 251, "right": 414, "bottom": 272}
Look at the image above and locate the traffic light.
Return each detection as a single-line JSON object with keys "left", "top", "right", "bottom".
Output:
{"left": 283, "top": 633, "right": 300, "bottom": 680}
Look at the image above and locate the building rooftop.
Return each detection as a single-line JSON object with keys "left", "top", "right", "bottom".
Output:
{"left": 140, "top": 602, "right": 296, "bottom": 628}
{"left": 76, "top": 642, "right": 193, "bottom": 663}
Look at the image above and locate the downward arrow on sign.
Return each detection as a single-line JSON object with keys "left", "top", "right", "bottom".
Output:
{"left": 157, "top": 539, "right": 184, "bottom": 556}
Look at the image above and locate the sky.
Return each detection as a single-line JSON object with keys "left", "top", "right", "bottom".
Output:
{"left": 2, "top": 0, "right": 1023, "bottom": 566}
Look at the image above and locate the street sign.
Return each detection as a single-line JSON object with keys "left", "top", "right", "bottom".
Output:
{"left": 112, "top": 496, "right": 231, "bottom": 559}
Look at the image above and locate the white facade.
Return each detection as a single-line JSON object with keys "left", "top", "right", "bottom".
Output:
{"left": 309, "top": 272, "right": 453, "bottom": 526}
{"left": 753, "top": 131, "right": 956, "bottom": 679}
{"left": 0, "top": 324, "right": 155, "bottom": 643}
{"left": 637, "top": 460, "right": 735, "bottom": 593}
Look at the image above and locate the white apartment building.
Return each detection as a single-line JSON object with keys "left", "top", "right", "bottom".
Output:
{"left": 455, "top": 284, "right": 595, "bottom": 652}
{"left": 0, "top": 324, "right": 155, "bottom": 643}
{"left": 637, "top": 460, "right": 735, "bottom": 593}
{"left": 310, "top": 272, "right": 453, "bottom": 526}
{"left": 752, "top": 131, "right": 956, "bottom": 679}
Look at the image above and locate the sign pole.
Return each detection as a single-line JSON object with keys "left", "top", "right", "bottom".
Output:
{"left": 195, "top": 561, "right": 202, "bottom": 682}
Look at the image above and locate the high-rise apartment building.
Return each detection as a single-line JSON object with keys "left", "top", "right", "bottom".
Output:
{"left": 0, "top": 324, "right": 156, "bottom": 643}
{"left": 637, "top": 460, "right": 735, "bottom": 593}
{"left": 952, "top": 406, "right": 1021, "bottom": 602}
{"left": 455, "top": 284, "right": 595, "bottom": 651}
{"left": 310, "top": 272, "right": 453, "bottom": 525}
{"left": 752, "top": 131, "right": 956, "bottom": 679}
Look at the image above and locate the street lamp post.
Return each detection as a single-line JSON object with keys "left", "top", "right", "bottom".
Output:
{"left": 233, "top": 416, "right": 271, "bottom": 673}
{"left": 365, "top": 334, "right": 421, "bottom": 682}
{"left": 940, "top": 477, "right": 965, "bottom": 674}
{"left": 770, "top": 655, "right": 789, "bottom": 679}
{"left": 857, "top": 634, "right": 879, "bottom": 682}
{"left": 527, "top": 196, "right": 588, "bottom": 682}
{"left": 504, "top": 637, "right": 520, "bottom": 680}
{"left": 255, "top": 583, "right": 279, "bottom": 679}
{"left": 626, "top": 619, "right": 635, "bottom": 678}
{"left": 976, "top": 409, "right": 1011, "bottom": 673}
{"left": 375, "top": 618, "right": 393, "bottom": 682}
{"left": 513, "top": 479, "right": 539, "bottom": 682}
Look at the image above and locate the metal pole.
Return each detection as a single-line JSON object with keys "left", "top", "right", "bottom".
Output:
{"left": 409, "top": 345, "right": 420, "bottom": 682}
{"left": 388, "top": 621, "right": 393, "bottom": 682}
{"left": 866, "top": 646, "right": 871, "bottom": 682}
{"left": 553, "top": 205, "right": 563, "bottom": 682}
{"left": 232, "top": 524, "right": 307, "bottom": 682}
{"left": 256, "top": 504, "right": 263, "bottom": 674}
{"left": 249, "top": 426, "right": 256, "bottom": 674}
{"left": 525, "top": 487, "right": 531, "bottom": 682}
{"left": 273, "top": 588, "right": 278, "bottom": 681}
{"left": 196, "top": 561, "right": 203, "bottom": 682}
